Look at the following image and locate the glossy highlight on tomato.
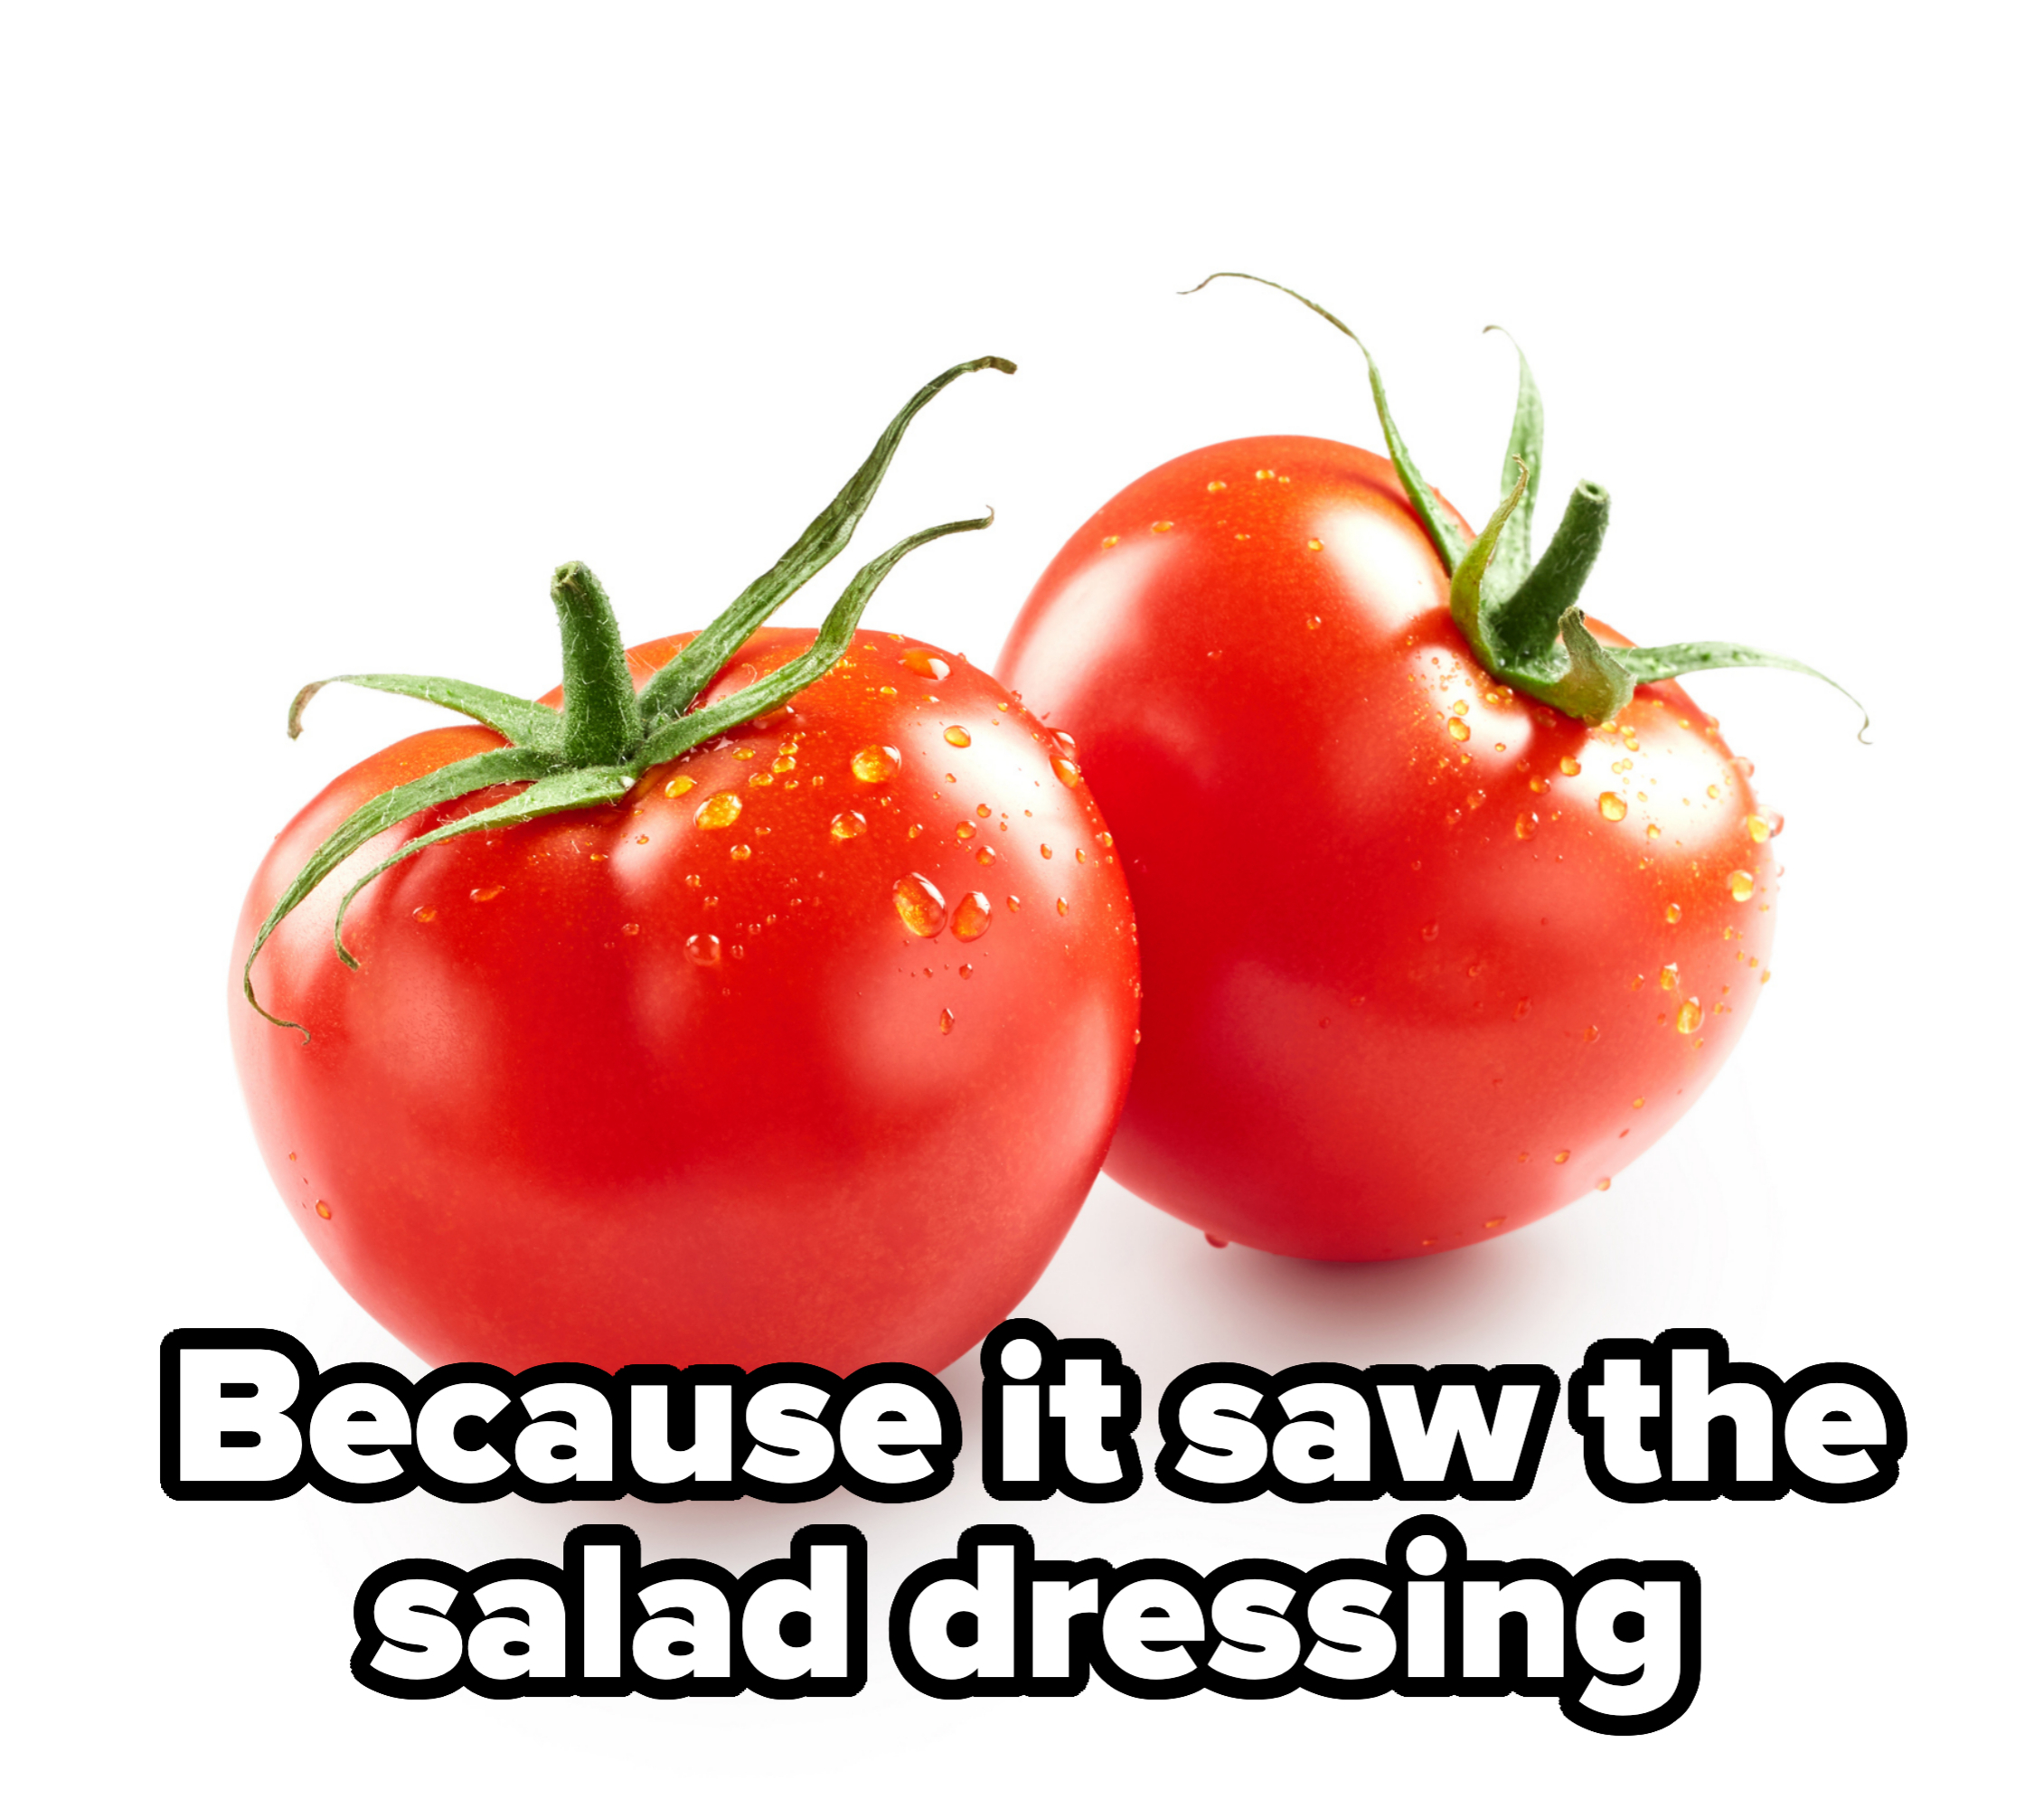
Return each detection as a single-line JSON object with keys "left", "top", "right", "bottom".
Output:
{"left": 232, "top": 626, "right": 1139, "bottom": 1371}
{"left": 1000, "top": 434, "right": 1782, "bottom": 1259}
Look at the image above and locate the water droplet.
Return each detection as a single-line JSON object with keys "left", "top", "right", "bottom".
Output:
{"left": 1254, "top": 467, "right": 1275, "bottom": 480}
{"left": 1513, "top": 998, "right": 1531, "bottom": 1019}
{"left": 412, "top": 906, "right": 438, "bottom": 924}
{"left": 1707, "top": 784, "right": 1720, "bottom": 799}
{"left": 959, "top": 964, "right": 973, "bottom": 979}
{"left": 902, "top": 648, "right": 950, "bottom": 680}
{"left": 975, "top": 804, "right": 992, "bottom": 818}
{"left": 893, "top": 873, "right": 947, "bottom": 937}
{"left": 1632, "top": 1097, "right": 1644, "bottom": 1109}
{"left": 1645, "top": 824, "right": 1662, "bottom": 840}
{"left": 1051, "top": 756, "right": 1083, "bottom": 787}
{"left": 315, "top": 1200, "right": 332, "bottom": 1219}
{"left": 686, "top": 934, "right": 721, "bottom": 967}
{"left": 1007, "top": 895, "right": 1022, "bottom": 911}
{"left": 1056, "top": 897, "right": 1069, "bottom": 916}
{"left": 1306, "top": 538, "right": 1324, "bottom": 552}
{"left": 975, "top": 845, "right": 996, "bottom": 865}
{"left": 1305, "top": 614, "right": 1323, "bottom": 631}
{"left": 952, "top": 892, "right": 993, "bottom": 941}
{"left": 1150, "top": 520, "right": 1174, "bottom": 533}
{"left": 1447, "top": 720, "right": 1471, "bottom": 742}
{"left": 664, "top": 774, "right": 697, "bottom": 798}
{"left": 1553, "top": 1150, "right": 1570, "bottom": 1164}
{"left": 1664, "top": 902, "right": 1682, "bottom": 925}
{"left": 830, "top": 811, "right": 867, "bottom": 842}
{"left": 1206, "top": 479, "right": 1228, "bottom": 493}
{"left": 851, "top": 743, "right": 901, "bottom": 783}
{"left": 695, "top": 791, "right": 743, "bottom": 829}
{"left": 730, "top": 843, "right": 752, "bottom": 862}
{"left": 1205, "top": 1231, "right": 1229, "bottom": 1248}
{"left": 1420, "top": 922, "right": 1439, "bottom": 942}
{"left": 954, "top": 821, "right": 976, "bottom": 842}
{"left": 1528, "top": 775, "right": 1549, "bottom": 795}
{"left": 1584, "top": 1024, "right": 1600, "bottom": 1042}
{"left": 937, "top": 1007, "right": 955, "bottom": 1034}
{"left": 1559, "top": 756, "right": 1581, "bottom": 777}
{"left": 1598, "top": 791, "right": 1627, "bottom": 822}
{"left": 1513, "top": 814, "right": 1535, "bottom": 841}
{"left": 1040, "top": 843, "right": 1053, "bottom": 859}
{"left": 1075, "top": 848, "right": 1088, "bottom": 863}
{"left": 771, "top": 755, "right": 796, "bottom": 775}
{"left": 1727, "top": 869, "right": 1756, "bottom": 902}
{"left": 1100, "top": 534, "right": 1120, "bottom": 549}
{"left": 1484, "top": 1216, "right": 1505, "bottom": 1229}
{"left": 622, "top": 922, "right": 640, "bottom": 937}
{"left": 1676, "top": 998, "right": 1703, "bottom": 1034}
{"left": 1761, "top": 968, "right": 1773, "bottom": 984}
{"left": 732, "top": 747, "right": 758, "bottom": 759}
{"left": 1595, "top": 1178, "right": 1611, "bottom": 1192}
{"left": 469, "top": 885, "right": 504, "bottom": 903}
{"left": 944, "top": 726, "right": 972, "bottom": 748}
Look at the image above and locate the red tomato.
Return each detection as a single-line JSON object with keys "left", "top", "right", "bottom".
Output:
{"left": 999, "top": 436, "right": 1780, "bottom": 1259}
{"left": 231, "top": 627, "right": 1139, "bottom": 1371}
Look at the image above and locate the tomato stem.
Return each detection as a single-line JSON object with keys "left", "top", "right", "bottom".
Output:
{"left": 551, "top": 561, "right": 641, "bottom": 765}
{"left": 1188, "top": 273, "right": 1867, "bottom": 735}
{"left": 243, "top": 358, "right": 1015, "bottom": 1031}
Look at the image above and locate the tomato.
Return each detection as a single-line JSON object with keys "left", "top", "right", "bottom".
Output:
{"left": 1000, "top": 419, "right": 1795, "bottom": 1261}
{"left": 230, "top": 358, "right": 1138, "bottom": 1371}
{"left": 232, "top": 626, "right": 1137, "bottom": 1371}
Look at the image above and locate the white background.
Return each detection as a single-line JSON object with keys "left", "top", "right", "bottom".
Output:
{"left": 5, "top": 3, "right": 2036, "bottom": 1802}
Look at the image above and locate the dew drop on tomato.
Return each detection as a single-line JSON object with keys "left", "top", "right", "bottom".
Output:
{"left": 685, "top": 934, "right": 721, "bottom": 967}
{"left": 893, "top": 873, "right": 947, "bottom": 937}
{"left": 831, "top": 811, "right": 867, "bottom": 842}
{"left": 851, "top": 744, "right": 900, "bottom": 783}
{"left": 695, "top": 791, "right": 742, "bottom": 829}
{"left": 951, "top": 892, "right": 992, "bottom": 942}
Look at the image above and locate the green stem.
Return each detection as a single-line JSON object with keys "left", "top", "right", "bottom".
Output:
{"left": 245, "top": 355, "right": 1016, "bottom": 1032}
{"left": 1486, "top": 480, "right": 1609, "bottom": 669}
{"left": 1188, "top": 272, "right": 1865, "bottom": 734}
{"left": 551, "top": 562, "right": 639, "bottom": 764}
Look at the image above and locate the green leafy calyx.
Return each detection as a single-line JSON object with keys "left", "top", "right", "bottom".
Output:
{"left": 244, "top": 356, "right": 1016, "bottom": 1034}
{"left": 1185, "top": 274, "right": 1865, "bottom": 735}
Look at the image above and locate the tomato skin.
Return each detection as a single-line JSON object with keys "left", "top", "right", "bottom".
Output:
{"left": 231, "top": 628, "right": 1138, "bottom": 1373}
{"left": 998, "top": 436, "right": 1777, "bottom": 1260}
